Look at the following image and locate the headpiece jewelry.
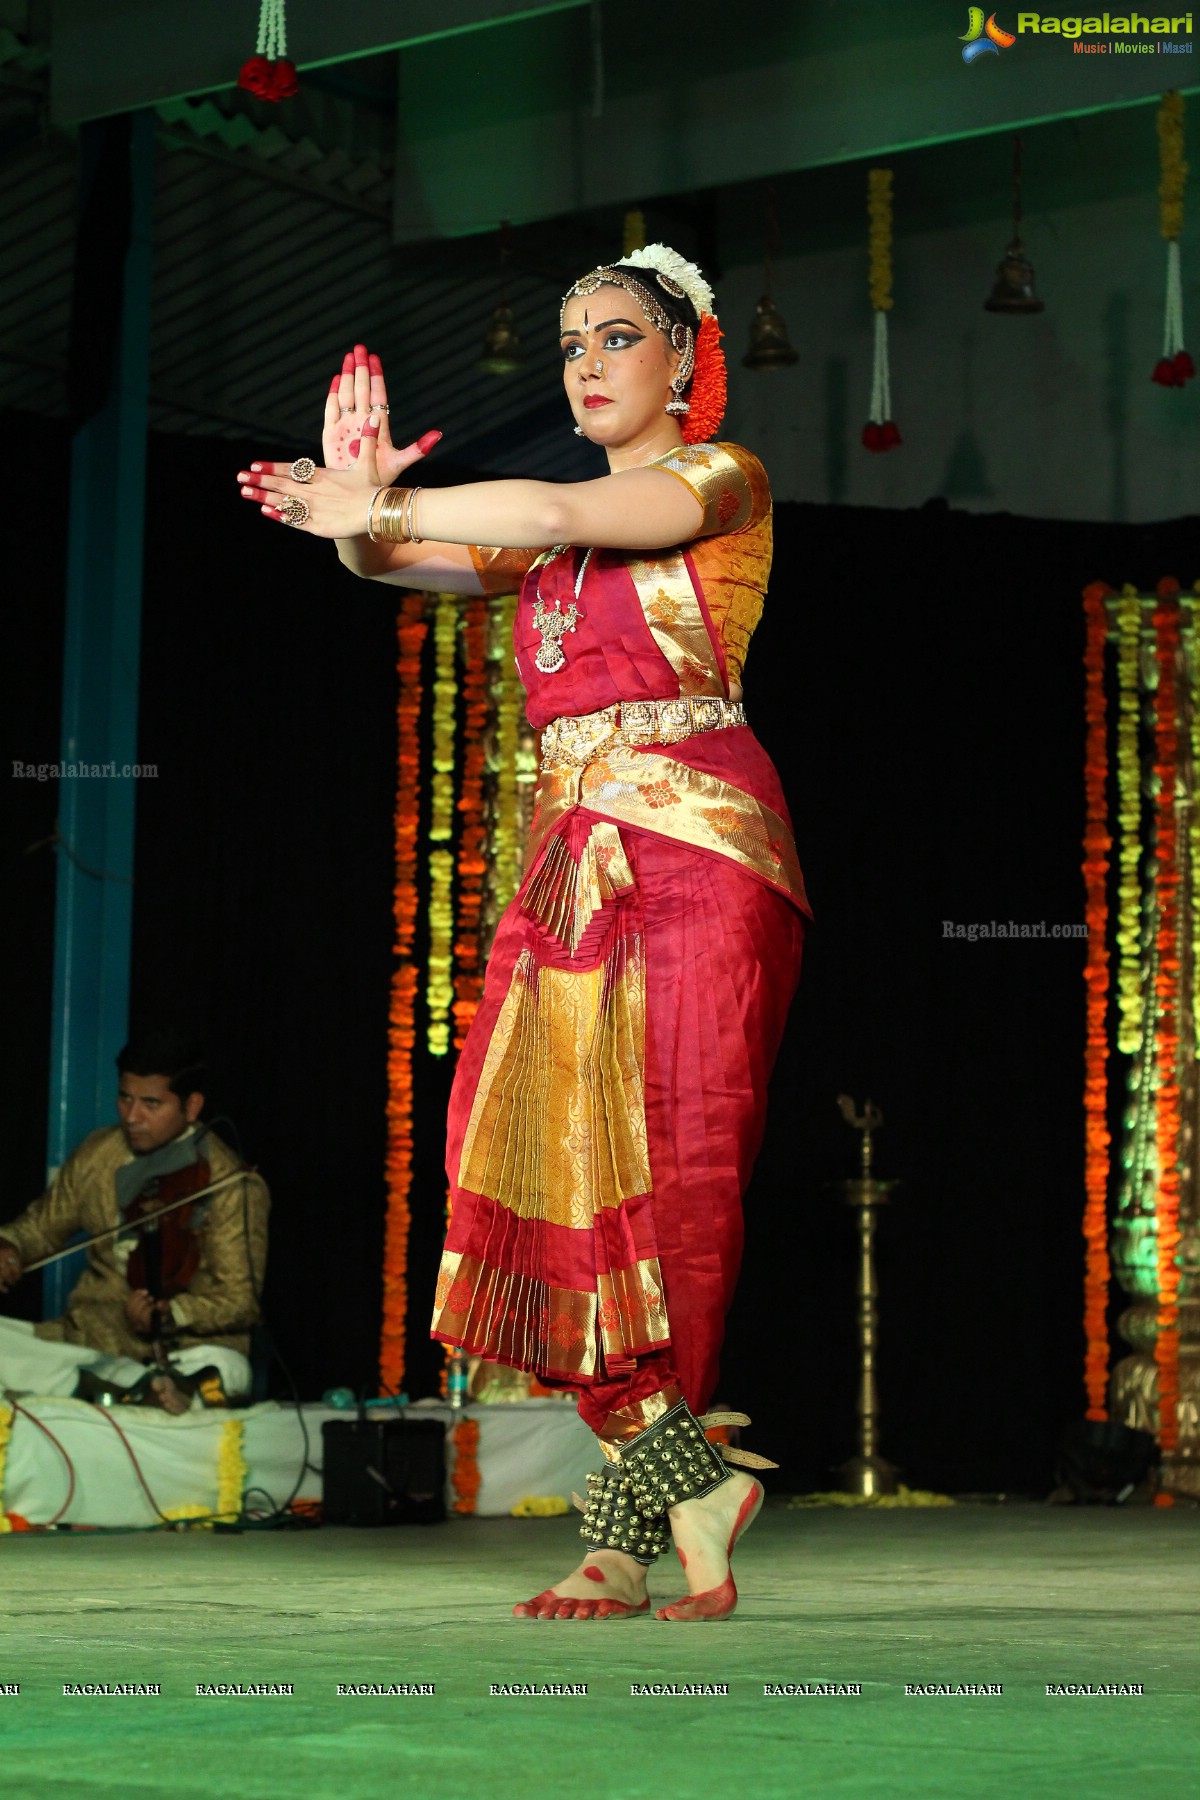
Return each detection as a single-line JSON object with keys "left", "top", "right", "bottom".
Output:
{"left": 560, "top": 241, "right": 727, "bottom": 444}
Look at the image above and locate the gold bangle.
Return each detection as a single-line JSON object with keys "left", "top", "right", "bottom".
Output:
{"left": 375, "top": 487, "right": 413, "bottom": 543}
{"left": 406, "top": 485, "right": 424, "bottom": 545}
{"left": 366, "top": 485, "right": 388, "bottom": 542}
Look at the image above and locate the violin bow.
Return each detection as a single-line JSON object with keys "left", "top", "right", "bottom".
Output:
{"left": 17, "top": 1168, "right": 254, "bottom": 1274}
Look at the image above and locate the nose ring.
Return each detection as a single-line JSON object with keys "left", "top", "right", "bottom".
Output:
{"left": 594, "top": 359, "right": 604, "bottom": 373}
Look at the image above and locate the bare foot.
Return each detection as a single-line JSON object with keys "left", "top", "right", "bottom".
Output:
{"left": 657, "top": 1471, "right": 763, "bottom": 1621}
{"left": 513, "top": 1548, "right": 650, "bottom": 1620}
{"left": 146, "top": 1375, "right": 190, "bottom": 1416}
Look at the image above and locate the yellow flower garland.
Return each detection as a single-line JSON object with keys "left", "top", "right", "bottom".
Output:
{"left": 427, "top": 595, "right": 459, "bottom": 1056}
{"left": 1191, "top": 586, "right": 1200, "bottom": 1052}
{"left": 216, "top": 1417, "right": 247, "bottom": 1523}
{"left": 0, "top": 1402, "right": 13, "bottom": 1534}
{"left": 1115, "top": 587, "right": 1144, "bottom": 1053}
{"left": 1158, "top": 90, "right": 1187, "bottom": 241}
{"left": 490, "top": 594, "right": 524, "bottom": 920}
{"left": 868, "top": 168, "right": 894, "bottom": 312}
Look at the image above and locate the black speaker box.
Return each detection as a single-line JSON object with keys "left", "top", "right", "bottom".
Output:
{"left": 321, "top": 1417, "right": 447, "bottom": 1525}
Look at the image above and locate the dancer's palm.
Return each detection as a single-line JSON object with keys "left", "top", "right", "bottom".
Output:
{"left": 321, "top": 344, "right": 438, "bottom": 483}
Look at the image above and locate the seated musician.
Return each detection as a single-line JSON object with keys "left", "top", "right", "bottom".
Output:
{"left": 0, "top": 1028, "right": 269, "bottom": 1414}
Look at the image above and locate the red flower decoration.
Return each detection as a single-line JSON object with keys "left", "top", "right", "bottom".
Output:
{"left": 880, "top": 419, "right": 903, "bottom": 448}
{"left": 683, "top": 314, "right": 728, "bottom": 445}
{"left": 269, "top": 58, "right": 299, "bottom": 100}
{"left": 1152, "top": 357, "right": 1182, "bottom": 387}
{"left": 861, "top": 422, "right": 885, "bottom": 452}
{"left": 237, "top": 55, "right": 299, "bottom": 103}
{"left": 1173, "top": 349, "right": 1195, "bottom": 383}
{"left": 237, "top": 56, "right": 273, "bottom": 97}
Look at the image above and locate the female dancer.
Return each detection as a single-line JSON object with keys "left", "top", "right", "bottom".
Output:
{"left": 236, "top": 244, "right": 812, "bottom": 1621}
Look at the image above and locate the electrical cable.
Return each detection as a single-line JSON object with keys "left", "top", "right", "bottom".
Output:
{"left": 5, "top": 1396, "right": 77, "bottom": 1525}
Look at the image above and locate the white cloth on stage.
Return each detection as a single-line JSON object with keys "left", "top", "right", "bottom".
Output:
{"left": 0, "top": 1315, "right": 251, "bottom": 1403}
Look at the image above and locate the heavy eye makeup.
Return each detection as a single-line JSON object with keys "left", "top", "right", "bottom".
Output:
{"left": 561, "top": 329, "right": 645, "bottom": 363}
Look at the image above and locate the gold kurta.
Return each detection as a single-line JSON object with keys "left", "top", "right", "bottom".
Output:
{"left": 0, "top": 1126, "right": 269, "bottom": 1360}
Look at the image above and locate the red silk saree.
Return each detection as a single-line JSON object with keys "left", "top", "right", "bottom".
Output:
{"left": 430, "top": 443, "right": 811, "bottom": 1432}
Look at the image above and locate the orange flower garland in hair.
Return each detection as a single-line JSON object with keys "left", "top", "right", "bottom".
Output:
{"left": 683, "top": 314, "right": 728, "bottom": 445}
{"left": 381, "top": 593, "right": 428, "bottom": 1396}
{"left": 1151, "top": 583, "right": 1183, "bottom": 1495}
{"left": 1081, "top": 581, "right": 1113, "bottom": 1423}
{"left": 453, "top": 598, "right": 489, "bottom": 1053}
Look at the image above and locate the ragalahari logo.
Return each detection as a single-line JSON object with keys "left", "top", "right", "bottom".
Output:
{"left": 961, "top": 8, "right": 1017, "bottom": 59}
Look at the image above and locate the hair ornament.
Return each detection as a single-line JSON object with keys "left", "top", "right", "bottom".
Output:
{"left": 623, "top": 243, "right": 715, "bottom": 319}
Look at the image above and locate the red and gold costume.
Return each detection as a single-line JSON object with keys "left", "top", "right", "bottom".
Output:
{"left": 430, "top": 441, "right": 811, "bottom": 1448}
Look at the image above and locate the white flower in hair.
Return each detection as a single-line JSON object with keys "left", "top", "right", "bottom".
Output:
{"left": 623, "top": 242, "right": 715, "bottom": 319}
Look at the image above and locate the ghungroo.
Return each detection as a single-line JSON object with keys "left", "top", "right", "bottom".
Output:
{"left": 577, "top": 1464, "right": 671, "bottom": 1564}
{"left": 620, "top": 1402, "right": 779, "bottom": 1517}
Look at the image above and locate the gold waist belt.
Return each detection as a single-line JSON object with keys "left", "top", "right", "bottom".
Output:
{"left": 540, "top": 695, "right": 747, "bottom": 771}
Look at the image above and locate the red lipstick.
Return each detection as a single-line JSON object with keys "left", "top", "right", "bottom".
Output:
{"left": 583, "top": 395, "right": 612, "bottom": 409}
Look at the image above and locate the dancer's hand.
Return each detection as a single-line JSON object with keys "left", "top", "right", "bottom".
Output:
{"left": 322, "top": 342, "right": 440, "bottom": 483}
{"left": 237, "top": 413, "right": 400, "bottom": 539}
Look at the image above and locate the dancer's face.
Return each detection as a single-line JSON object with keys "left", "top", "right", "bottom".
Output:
{"left": 560, "top": 285, "right": 681, "bottom": 446}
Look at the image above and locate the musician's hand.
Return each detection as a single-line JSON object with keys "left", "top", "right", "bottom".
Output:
{"left": 0, "top": 1239, "right": 21, "bottom": 1292}
{"left": 125, "top": 1289, "right": 157, "bottom": 1335}
{"left": 321, "top": 342, "right": 441, "bottom": 483}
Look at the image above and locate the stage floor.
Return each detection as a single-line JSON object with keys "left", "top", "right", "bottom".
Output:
{"left": 1, "top": 1500, "right": 1196, "bottom": 1799}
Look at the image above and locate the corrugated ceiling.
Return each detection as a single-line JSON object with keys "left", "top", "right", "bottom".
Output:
{"left": 1, "top": 38, "right": 598, "bottom": 479}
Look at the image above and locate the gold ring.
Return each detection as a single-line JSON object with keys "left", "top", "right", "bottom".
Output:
{"left": 280, "top": 494, "right": 310, "bottom": 527}
{"left": 290, "top": 457, "right": 316, "bottom": 483}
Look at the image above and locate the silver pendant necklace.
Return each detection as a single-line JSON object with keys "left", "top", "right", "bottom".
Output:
{"left": 531, "top": 546, "right": 593, "bottom": 674}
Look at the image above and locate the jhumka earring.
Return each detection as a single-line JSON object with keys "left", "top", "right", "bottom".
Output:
{"left": 664, "top": 320, "right": 694, "bottom": 416}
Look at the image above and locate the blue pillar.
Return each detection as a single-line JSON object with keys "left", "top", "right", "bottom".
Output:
{"left": 45, "top": 110, "right": 154, "bottom": 1316}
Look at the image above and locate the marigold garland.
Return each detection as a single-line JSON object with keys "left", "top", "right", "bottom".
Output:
{"left": 1151, "top": 586, "right": 1183, "bottom": 1482}
{"left": 489, "top": 594, "right": 524, "bottom": 926}
{"left": 0, "top": 1402, "right": 12, "bottom": 1534}
{"left": 1151, "top": 92, "right": 1193, "bottom": 387}
{"left": 1081, "top": 581, "right": 1113, "bottom": 1422}
{"left": 1115, "top": 587, "right": 1144, "bottom": 1054}
{"left": 426, "top": 595, "right": 458, "bottom": 1056}
{"left": 381, "top": 594, "right": 428, "bottom": 1396}
{"left": 864, "top": 167, "right": 901, "bottom": 452}
{"left": 451, "top": 1416, "right": 481, "bottom": 1514}
{"left": 216, "top": 1417, "right": 247, "bottom": 1523}
{"left": 1190, "top": 584, "right": 1200, "bottom": 1054}
{"left": 453, "top": 598, "right": 490, "bottom": 1052}
{"left": 682, "top": 313, "right": 728, "bottom": 446}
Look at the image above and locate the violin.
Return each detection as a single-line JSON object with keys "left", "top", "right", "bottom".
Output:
{"left": 124, "top": 1157, "right": 210, "bottom": 1303}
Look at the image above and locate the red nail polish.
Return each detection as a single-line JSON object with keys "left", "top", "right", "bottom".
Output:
{"left": 417, "top": 430, "right": 442, "bottom": 453}
{"left": 354, "top": 343, "right": 367, "bottom": 361}
{"left": 329, "top": 376, "right": 340, "bottom": 393}
{"left": 342, "top": 353, "right": 354, "bottom": 372}
{"left": 368, "top": 354, "right": 382, "bottom": 375}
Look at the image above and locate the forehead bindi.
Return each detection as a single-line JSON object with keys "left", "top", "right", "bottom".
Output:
{"left": 561, "top": 285, "right": 655, "bottom": 337}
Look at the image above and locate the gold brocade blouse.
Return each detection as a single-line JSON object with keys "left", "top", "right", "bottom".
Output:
{"left": 470, "top": 441, "right": 772, "bottom": 697}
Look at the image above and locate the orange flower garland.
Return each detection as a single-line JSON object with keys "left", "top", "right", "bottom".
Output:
{"left": 381, "top": 594, "right": 427, "bottom": 1395}
{"left": 451, "top": 1416, "right": 481, "bottom": 1514}
{"left": 453, "top": 597, "right": 489, "bottom": 1053}
{"left": 1152, "top": 583, "right": 1183, "bottom": 1490}
{"left": 1081, "top": 581, "right": 1113, "bottom": 1422}
{"left": 682, "top": 314, "right": 728, "bottom": 445}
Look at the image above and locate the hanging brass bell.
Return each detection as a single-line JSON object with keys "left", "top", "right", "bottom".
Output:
{"left": 742, "top": 295, "right": 799, "bottom": 368}
{"left": 983, "top": 239, "right": 1044, "bottom": 314}
{"left": 478, "top": 302, "right": 524, "bottom": 373}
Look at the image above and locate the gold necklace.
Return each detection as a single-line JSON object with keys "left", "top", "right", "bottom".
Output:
{"left": 531, "top": 547, "right": 593, "bottom": 674}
